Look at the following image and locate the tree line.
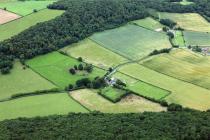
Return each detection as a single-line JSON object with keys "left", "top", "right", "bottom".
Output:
{"left": 0, "top": 110, "right": 210, "bottom": 139}
{"left": 0, "top": 0, "right": 210, "bottom": 74}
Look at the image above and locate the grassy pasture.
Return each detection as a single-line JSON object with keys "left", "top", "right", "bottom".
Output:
{"left": 61, "top": 39, "right": 128, "bottom": 69}
{"left": 0, "top": 93, "right": 88, "bottom": 121}
{"left": 0, "top": 9, "right": 20, "bottom": 24}
{"left": 112, "top": 72, "right": 138, "bottom": 85}
{"left": 0, "top": 9, "right": 64, "bottom": 41}
{"left": 0, "top": 62, "right": 57, "bottom": 100}
{"left": 132, "top": 17, "right": 164, "bottom": 31}
{"left": 90, "top": 24, "right": 171, "bottom": 60}
{"left": 70, "top": 89, "right": 166, "bottom": 113}
{"left": 113, "top": 72, "right": 170, "bottom": 100}
{"left": 100, "top": 87, "right": 127, "bottom": 102}
{"left": 119, "top": 63, "right": 210, "bottom": 110}
{"left": 128, "top": 81, "right": 170, "bottom": 100}
{"left": 142, "top": 49, "right": 210, "bottom": 90}
{"left": 179, "top": 0, "right": 194, "bottom": 5}
{"left": 26, "top": 52, "right": 106, "bottom": 89}
{"left": 172, "top": 30, "right": 185, "bottom": 47}
{"left": 0, "top": 0, "right": 56, "bottom": 16}
{"left": 159, "top": 12, "right": 210, "bottom": 32}
{"left": 183, "top": 31, "right": 210, "bottom": 46}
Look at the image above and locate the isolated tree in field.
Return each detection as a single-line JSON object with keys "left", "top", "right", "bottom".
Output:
{"left": 33, "top": 9, "right": 37, "bottom": 13}
{"left": 68, "top": 84, "right": 74, "bottom": 90}
{"left": 74, "top": 65, "right": 78, "bottom": 70}
{"left": 78, "top": 64, "right": 83, "bottom": 70}
{"left": 69, "top": 68, "right": 76, "bottom": 75}
{"left": 78, "top": 57, "right": 83, "bottom": 62}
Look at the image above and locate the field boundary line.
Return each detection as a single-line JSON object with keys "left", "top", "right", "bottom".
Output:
{"left": 88, "top": 38, "right": 134, "bottom": 61}
{"left": 130, "top": 22, "right": 167, "bottom": 35}
{"left": 0, "top": 91, "right": 66, "bottom": 103}
{"left": 139, "top": 64, "right": 210, "bottom": 91}
{"left": 26, "top": 63, "right": 62, "bottom": 89}
{"left": 0, "top": 7, "right": 63, "bottom": 28}
{"left": 0, "top": 7, "right": 22, "bottom": 16}
{"left": 117, "top": 71, "right": 172, "bottom": 96}
{"left": 57, "top": 51, "right": 108, "bottom": 72}
{"left": 68, "top": 90, "right": 91, "bottom": 112}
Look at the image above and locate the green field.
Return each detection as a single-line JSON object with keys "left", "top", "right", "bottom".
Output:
{"left": 172, "top": 30, "right": 185, "bottom": 47}
{"left": 0, "top": 0, "right": 56, "bottom": 16}
{"left": 70, "top": 89, "right": 166, "bottom": 113}
{"left": 26, "top": 52, "right": 106, "bottom": 89}
{"left": 0, "top": 93, "right": 88, "bottom": 121}
{"left": 142, "top": 49, "right": 210, "bottom": 90}
{"left": 179, "top": 0, "right": 194, "bottom": 5}
{"left": 0, "top": 62, "right": 57, "bottom": 100}
{"left": 61, "top": 39, "right": 128, "bottom": 69}
{"left": 183, "top": 31, "right": 210, "bottom": 46}
{"left": 113, "top": 72, "right": 138, "bottom": 85}
{"left": 128, "top": 81, "right": 170, "bottom": 100}
{"left": 0, "top": 9, "right": 64, "bottom": 41}
{"left": 113, "top": 72, "right": 170, "bottom": 100}
{"left": 100, "top": 87, "right": 127, "bottom": 102}
{"left": 159, "top": 12, "right": 210, "bottom": 32}
{"left": 119, "top": 63, "right": 210, "bottom": 110}
{"left": 90, "top": 24, "right": 171, "bottom": 60}
{"left": 132, "top": 17, "right": 164, "bottom": 31}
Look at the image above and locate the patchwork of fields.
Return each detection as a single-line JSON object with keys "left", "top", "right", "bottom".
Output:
{"left": 1, "top": 5, "right": 210, "bottom": 121}
{"left": 113, "top": 72, "right": 170, "bottom": 100}
{"left": 0, "top": 0, "right": 56, "bottom": 16}
{"left": 142, "top": 49, "right": 210, "bottom": 89}
{"left": 0, "top": 93, "right": 88, "bottom": 121}
{"left": 0, "top": 9, "right": 64, "bottom": 41}
{"left": 26, "top": 52, "right": 106, "bottom": 89}
{"left": 90, "top": 24, "right": 171, "bottom": 60}
{"left": 61, "top": 39, "right": 128, "bottom": 69}
{"left": 70, "top": 89, "right": 166, "bottom": 113}
{"left": 159, "top": 12, "right": 210, "bottom": 32}
{"left": 118, "top": 63, "right": 210, "bottom": 110}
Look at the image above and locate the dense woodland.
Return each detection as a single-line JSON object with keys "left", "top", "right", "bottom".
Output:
{"left": 0, "top": 110, "right": 210, "bottom": 140}
{"left": 1, "top": 0, "right": 210, "bottom": 73}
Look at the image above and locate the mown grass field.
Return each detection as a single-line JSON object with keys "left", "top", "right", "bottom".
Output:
{"left": 0, "top": 0, "right": 56, "bottom": 16}
{"left": 61, "top": 39, "right": 128, "bottom": 69}
{"left": 90, "top": 24, "right": 171, "bottom": 60}
{"left": 0, "top": 93, "right": 88, "bottom": 121}
{"left": 113, "top": 72, "right": 170, "bottom": 100}
{"left": 0, "top": 9, "right": 64, "bottom": 41}
{"left": 142, "top": 49, "right": 210, "bottom": 90}
{"left": 0, "top": 62, "right": 57, "bottom": 100}
{"left": 26, "top": 52, "right": 106, "bottom": 89}
{"left": 119, "top": 63, "right": 210, "bottom": 110}
{"left": 100, "top": 87, "right": 127, "bottom": 102}
{"left": 132, "top": 17, "right": 164, "bottom": 31}
{"left": 70, "top": 89, "right": 166, "bottom": 113}
{"left": 113, "top": 72, "right": 138, "bottom": 85}
{"left": 159, "top": 12, "right": 210, "bottom": 32}
{"left": 172, "top": 30, "right": 185, "bottom": 47}
{"left": 183, "top": 31, "right": 210, "bottom": 46}
{"left": 128, "top": 81, "right": 170, "bottom": 100}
